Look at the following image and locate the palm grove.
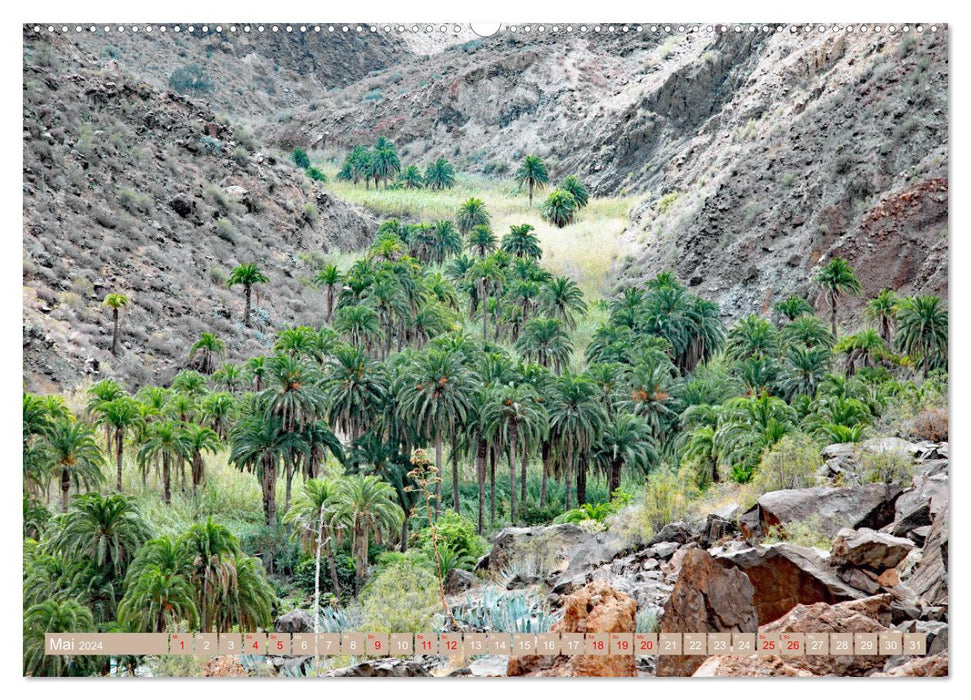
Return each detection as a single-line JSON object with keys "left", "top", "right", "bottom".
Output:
{"left": 22, "top": 144, "right": 948, "bottom": 675}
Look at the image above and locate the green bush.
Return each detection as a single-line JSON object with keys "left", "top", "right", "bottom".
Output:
{"left": 292, "top": 148, "right": 310, "bottom": 169}
{"left": 414, "top": 511, "right": 487, "bottom": 562}
{"left": 360, "top": 560, "right": 440, "bottom": 633}
{"left": 750, "top": 433, "right": 822, "bottom": 493}
{"left": 168, "top": 64, "right": 213, "bottom": 94}
{"left": 519, "top": 501, "right": 563, "bottom": 526}
{"left": 293, "top": 553, "right": 356, "bottom": 600}
{"left": 306, "top": 166, "right": 327, "bottom": 182}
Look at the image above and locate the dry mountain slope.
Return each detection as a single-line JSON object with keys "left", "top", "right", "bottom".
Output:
{"left": 23, "top": 30, "right": 375, "bottom": 392}
{"left": 274, "top": 25, "right": 948, "bottom": 323}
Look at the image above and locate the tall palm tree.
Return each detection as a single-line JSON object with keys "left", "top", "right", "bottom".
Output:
{"left": 369, "top": 139, "right": 401, "bottom": 188}
{"left": 96, "top": 397, "right": 142, "bottom": 491}
{"left": 246, "top": 356, "right": 268, "bottom": 392}
{"left": 559, "top": 175, "right": 589, "bottom": 208}
{"left": 229, "top": 414, "right": 294, "bottom": 526}
{"left": 726, "top": 315, "right": 780, "bottom": 361}
{"left": 865, "top": 289, "right": 900, "bottom": 344}
{"left": 593, "top": 413, "right": 657, "bottom": 495}
{"left": 398, "top": 348, "right": 476, "bottom": 516}
{"left": 315, "top": 264, "right": 343, "bottom": 324}
{"left": 322, "top": 344, "right": 387, "bottom": 441}
{"left": 200, "top": 392, "right": 236, "bottom": 440}
{"left": 467, "top": 224, "right": 497, "bottom": 257}
{"left": 50, "top": 492, "right": 150, "bottom": 584}
{"left": 398, "top": 164, "right": 424, "bottom": 189}
{"left": 516, "top": 318, "right": 572, "bottom": 374}
{"left": 541, "top": 189, "right": 579, "bottom": 228}
{"left": 472, "top": 255, "right": 506, "bottom": 346}
{"left": 500, "top": 223, "right": 542, "bottom": 260}
{"left": 895, "top": 295, "right": 948, "bottom": 375}
{"left": 330, "top": 474, "right": 403, "bottom": 593}
{"left": 102, "top": 292, "right": 129, "bottom": 356}
{"left": 226, "top": 263, "right": 269, "bottom": 328}
{"left": 779, "top": 344, "right": 831, "bottom": 400}
{"left": 183, "top": 424, "right": 221, "bottom": 494}
{"left": 284, "top": 479, "right": 344, "bottom": 595}
{"left": 23, "top": 599, "right": 97, "bottom": 676}
{"left": 334, "top": 304, "right": 383, "bottom": 351}
{"left": 541, "top": 276, "right": 587, "bottom": 329}
{"left": 774, "top": 294, "right": 813, "bottom": 322}
{"left": 189, "top": 332, "right": 226, "bottom": 375}
{"left": 44, "top": 419, "right": 105, "bottom": 512}
{"left": 548, "top": 373, "right": 607, "bottom": 508}
{"left": 516, "top": 155, "right": 549, "bottom": 205}
{"left": 137, "top": 420, "right": 188, "bottom": 505}
{"left": 482, "top": 382, "right": 548, "bottom": 521}
{"left": 259, "top": 354, "right": 325, "bottom": 433}
{"left": 815, "top": 256, "right": 862, "bottom": 336}
{"left": 424, "top": 158, "right": 456, "bottom": 190}
{"left": 430, "top": 220, "right": 463, "bottom": 265}
{"left": 835, "top": 329, "right": 887, "bottom": 375}
{"left": 456, "top": 197, "right": 490, "bottom": 236}
{"left": 211, "top": 363, "right": 243, "bottom": 392}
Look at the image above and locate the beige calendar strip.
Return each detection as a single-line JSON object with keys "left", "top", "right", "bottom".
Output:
{"left": 45, "top": 631, "right": 928, "bottom": 657}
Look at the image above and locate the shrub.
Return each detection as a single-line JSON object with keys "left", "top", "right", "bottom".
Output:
{"left": 657, "top": 191, "right": 679, "bottom": 214}
{"left": 306, "top": 166, "right": 327, "bottom": 182}
{"left": 302, "top": 203, "right": 319, "bottom": 224}
{"left": 413, "top": 511, "right": 487, "bottom": 562}
{"left": 214, "top": 218, "right": 237, "bottom": 242}
{"left": 857, "top": 448, "right": 915, "bottom": 485}
{"left": 908, "top": 408, "right": 948, "bottom": 442}
{"left": 362, "top": 88, "right": 384, "bottom": 102}
{"left": 168, "top": 64, "right": 213, "bottom": 94}
{"left": 750, "top": 434, "right": 822, "bottom": 494}
{"left": 519, "top": 501, "right": 563, "bottom": 526}
{"left": 293, "top": 553, "right": 356, "bottom": 600}
{"left": 292, "top": 148, "right": 310, "bottom": 169}
{"left": 360, "top": 560, "right": 440, "bottom": 633}
{"left": 608, "top": 466, "right": 700, "bottom": 543}
{"left": 117, "top": 188, "right": 153, "bottom": 217}
{"left": 762, "top": 515, "right": 831, "bottom": 549}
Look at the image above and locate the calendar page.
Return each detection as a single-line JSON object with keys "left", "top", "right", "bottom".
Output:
{"left": 21, "top": 20, "right": 948, "bottom": 679}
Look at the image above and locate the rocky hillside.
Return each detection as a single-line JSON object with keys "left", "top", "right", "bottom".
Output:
{"left": 23, "top": 30, "right": 375, "bottom": 392}
{"left": 271, "top": 25, "right": 948, "bottom": 322}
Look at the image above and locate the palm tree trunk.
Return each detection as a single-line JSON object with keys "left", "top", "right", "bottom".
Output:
{"left": 400, "top": 515, "right": 409, "bottom": 552}
{"left": 540, "top": 441, "right": 550, "bottom": 508}
{"left": 476, "top": 438, "right": 487, "bottom": 535}
{"left": 111, "top": 308, "right": 120, "bottom": 356}
{"left": 244, "top": 284, "right": 253, "bottom": 327}
{"left": 327, "top": 535, "right": 341, "bottom": 594}
{"left": 489, "top": 446, "right": 497, "bottom": 524}
{"left": 192, "top": 453, "right": 203, "bottom": 494}
{"left": 529, "top": 182, "right": 534, "bottom": 206}
{"left": 435, "top": 432, "right": 443, "bottom": 519}
{"left": 609, "top": 458, "right": 622, "bottom": 496}
{"left": 60, "top": 468, "right": 69, "bottom": 513}
{"left": 326, "top": 288, "right": 334, "bottom": 324}
{"left": 451, "top": 431, "right": 460, "bottom": 513}
{"left": 481, "top": 282, "right": 488, "bottom": 345}
{"left": 577, "top": 454, "right": 587, "bottom": 506}
{"left": 115, "top": 429, "right": 124, "bottom": 491}
{"left": 285, "top": 460, "right": 294, "bottom": 513}
{"left": 509, "top": 424, "right": 518, "bottom": 522}
{"left": 565, "top": 443, "right": 574, "bottom": 510}
{"left": 162, "top": 455, "right": 171, "bottom": 505}
{"left": 263, "top": 453, "right": 277, "bottom": 526}
{"left": 520, "top": 440, "right": 528, "bottom": 507}
{"left": 830, "top": 293, "right": 838, "bottom": 337}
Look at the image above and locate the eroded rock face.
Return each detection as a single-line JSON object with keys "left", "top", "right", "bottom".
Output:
{"left": 507, "top": 581, "right": 636, "bottom": 677}
{"left": 713, "top": 543, "right": 864, "bottom": 624}
{"left": 907, "top": 504, "right": 948, "bottom": 607}
{"left": 830, "top": 528, "right": 914, "bottom": 570}
{"left": 328, "top": 658, "right": 432, "bottom": 677}
{"left": 740, "top": 484, "right": 902, "bottom": 539}
{"left": 692, "top": 595, "right": 893, "bottom": 677}
{"left": 655, "top": 549, "right": 758, "bottom": 677}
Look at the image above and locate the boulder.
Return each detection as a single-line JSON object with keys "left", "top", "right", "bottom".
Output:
{"left": 693, "top": 595, "right": 892, "bottom": 677}
{"left": 508, "top": 581, "right": 636, "bottom": 677}
{"left": 328, "top": 658, "right": 432, "bottom": 677}
{"left": 649, "top": 521, "right": 693, "bottom": 546}
{"left": 894, "top": 473, "right": 948, "bottom": 522}
{"left": 714, "top": 543, "right": 865, "bottom": 624}
{"left": 274, "top": 608, "right": 313, "bottom": 634}
{"left": 477, "top": 524, "right": 628, "bottom": 587}
{"left": 203, "top": 656, "right": 249, "bottom": 677}
{"left": 741, "top": 484, "right": 902, "bottom": 540}
{"left": 444, "top": 568, "right": 479, "bottom": 595}
{"left": 830, "top": 528, "right": 914, "bottom": 570}
{"left": 697, "top": 514, "right": 739, "bottom": 548}
{"left": 907, "top": 504, "right": 948, "bottom": 607}
{"left": 655, "top": 549, "right": 758, "bottom": 677}
{"left": 875, "top": 651, "right": 948, "bottom": 677}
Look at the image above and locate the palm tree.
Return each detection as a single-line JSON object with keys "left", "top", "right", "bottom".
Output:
{"left": 516, "top": 155, "right": 549, "bottom": 205}
{"left": 171, "top": 369, "right": 209, "bottom": 398}
{"left": 246, "top": 356, "right": 268, "bottom": 392}
{"left": 865, "top": 289, "right": 900, "bottom": 344}
{"left": 593, "top": 413, "right": 657, "bottom": 495}
{"left": 548, "top": 373, "right": 607, "bottom": 508}
{"left": 118, "top": 560, "right": 199, "bottom": 633}
{"left": 315, "top": 264, "right": 343, "bottom": 324}
{"left": 137, "top": 420, "right": 188, "bottom": 505}
{"left": 424, "top": 158, "right": 456, "bottom": 190}
{"left": 259, "top": 354, "right": 326, "bottom": 432}
{"left": 200, "top": 392, "right": 236, "bottom": 440}
{"left": 714, "top": 392, "right": 796, "bottom": 482}
{"left": 541, "top": 276, "right": 587, "bottom": 329}
{"left": 895, "top": 295, "right": 948, "bottom": 375}
{"left": 835, "top": 329, "right": 887, "bottom": 375}
{"left": 815, "top": 256, "right": 862, "bottom": 336}
{"left": 467, "top": 225, "right": 497, "bottom": 257}
{"left": 369, "top": 138, "right": 401, "bottom": 188}
{"left": 330, "top": 474, "right": 403, "bottom": 593}
{"left": 23, "top": 599, "right": 97, "bottom": 676}
{"left": 774, "top": 294, "right": 813, "bottom": 322}
{"left": 211, "top": 362, "right": 243, "bottom": 392}
{"left": 184, "top": 424, "right": 221, "bottom": 493}
{"left": 334, "top": 304, "right": 383, "bottom": 351}
{"left": 229, "top": 414, "right": 293, "bottom": 526}
{"left": 516, "top": 318, "right": 572, "bottom": 374}
{"left": 779, "top": 344, "right": 831, "bottom": 400}
{"left": 430, "top": 220, "right": 463, "bottom": 265}
{"left": 102, "top": 292, "right": 129, "bottom": 356}
{"left": 472, "top": 255, "right": 505, "bottom": 345}
{"left": 456, "top": 197, "right": 490, "bottom": 236}
{"left": 398, "top": 348, "right": 476, "bottom": 517}
{"left": 500, "top": 223, "right": 543, "bottom": 260}
{"left": 50, "top": 492, "right": 150, "bottom": 584}
{"left": 482, "top": 383, "right": 548, "bottom": 520}
{"left": 226, "top": 263, "right": 269, "bottom": 327}
{"left": 726, "top": 315, "right": 780, "bottom": 361}
{"left": 398, "top": 164, "right": 424, "bottom": 189}
{"left": 189, "top": 332, "right": 226, "bottom": 374}
{"left": 284, "top": 479, "right": 344, "bottom": 596}
{"left": 322, "top": 344, "right": 387, "bottom": 441}
{"left": 541, "top": 189, "right": 579, "bottom": 228}
{"left": 96, "top": 397, "right": 142, "bottom": 491}
{"left": 44, "top": 419, "right": 105, "bottom": 512}
{"left": 559, "top": 175, "right": 590, "bottom": 209}
{"left": 781, "top": 314, "right": 834, "bottom": 349}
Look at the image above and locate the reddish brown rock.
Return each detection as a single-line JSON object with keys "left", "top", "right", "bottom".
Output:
{"left": 656, "top": 549, "right": 758, "bottom": 677}
{"left": 692, "top": 595, "right": 892, "bottom": 677}
{"left": 507, "top": 581, "right": 636, "bottom": 677}
{"left": 203, "top": 655, "right": 249, "bottom": 677}
{"left": 830, "top": 527, "right": 914, "bottom": 570}
{"left": 874, "top": 651, "right": 948, "bottom": 677}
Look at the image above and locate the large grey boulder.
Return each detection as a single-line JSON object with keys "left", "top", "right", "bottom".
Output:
{"left": 274, "top": 608, "right": 313, "bottom": 634}
{"left": 740, "top": 483, "right": 902, "bottom": 539}
{"left": 327, "top": 658, "right": 432, "bottom": 677}
{"left": 830, "top": 527, "right": 914, "bottom": 570}
{"left": 907, "top": 504, "right": 948, "bottom": 607}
